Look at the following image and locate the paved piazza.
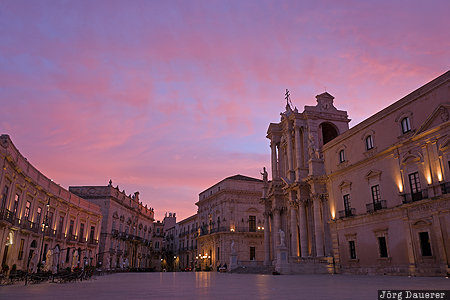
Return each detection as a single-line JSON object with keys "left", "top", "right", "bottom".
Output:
{"left": 0, "top": 273, "right": 448, "bottom": 299}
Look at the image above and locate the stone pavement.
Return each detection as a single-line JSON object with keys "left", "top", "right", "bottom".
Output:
{"left": 0, "top": 272, "right": 448, "bottom": 300}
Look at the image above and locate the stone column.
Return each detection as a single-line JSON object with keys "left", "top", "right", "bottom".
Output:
{"left": 313, "top": 194, "right": 324, "bottom": 257}
{"left": 286, "top": 130, "right": 295, "bottom": 182}
{"left": 289, "top": 196, "right": 299, "bottom": 257}
{"left": 271, "top": 142, "right": 278, "bottom": 179}
{"left": 264, "top": 212, "right": 271, "bottom": 265}
{"left": 294, "top": 126, "right": 303, "bottom": 181}
{"left": 298, "top": 200, "right": 308, "bottom": 258}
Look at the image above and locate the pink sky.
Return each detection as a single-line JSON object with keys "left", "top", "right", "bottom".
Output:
{"left": 1, "top": 1, "right": 449, "bottom": 221}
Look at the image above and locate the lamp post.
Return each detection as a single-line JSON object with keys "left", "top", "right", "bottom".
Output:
{"left": 38, "top": 198, "right": 51, "bottom": 272}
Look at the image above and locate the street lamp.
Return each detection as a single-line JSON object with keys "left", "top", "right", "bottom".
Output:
{"left": 38, "top": 198, "right": 51, "bottom": 272}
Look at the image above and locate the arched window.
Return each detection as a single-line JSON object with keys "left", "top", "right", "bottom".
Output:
{"left": 339, "top": 149, "right": 345, "bottom": 163}
{"left": 321, "top": 122, "right": 339, "bottom": 145}
{"left": 365, "top": 135, "right": 374, "bottom": 150}
{"left": 401, "top": 117, "right": 411, "bottom": 134}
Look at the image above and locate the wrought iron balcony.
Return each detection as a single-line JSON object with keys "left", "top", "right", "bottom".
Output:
{"left": 20, "top": 218, "right": 39, "bottom": 233}
{"left": 88, "top": 238, "right": 98, "bottom": 245}
{"left": 0, "top": 209, "right": 16, "bottom": 224}
{"left": 44, "top": 227, "right": 56, "bottom": 237}
{"left": 441, "top": 182, "right": 450, "bottom": 194}
{"left": 402, "top": 189, "right": 428, "bottom": 204}
{"left": 67, "top": 233, "right": 77, "bottom": 242}
{"left": 366, "top": 200, "right": 387, "bottom": 213}
{"left": 338, "top": 208, "right": 356, "bottom": 219}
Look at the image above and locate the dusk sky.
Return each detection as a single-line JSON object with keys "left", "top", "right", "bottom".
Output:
{"left": 1, "top": 1, "right": 449, "bottom": 221}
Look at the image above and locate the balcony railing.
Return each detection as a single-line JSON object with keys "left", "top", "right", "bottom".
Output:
{"left": 338, "top": 208, "right": 356, "bottom": 219}
{"left": 20, "top": 219, "right": 40, "bottom": 233}
{"left": 366, "top": 200, "right": 387, "bottom": 213}
{"left": 0, "top": 209, "right": 16, "bottom": 224}
{"left": 44, "top": 227, "right": 56, "bottom": 237}
{"left": 402, "top": 189, "right": 428, "bottom": 204}
{"left": 441, "top": 182, "right": 450, "bottom": 194}
{"left": 56, "top": 232, "right": 65, "bottom": 240}
{"left": 67, "top": 234, "right": 77, "bottom": 242}
{"left": 88, "top": 238, "right": 98, "bottom": 245}
{"left": 199, "top": 226, "right": 264, "bottom": 236}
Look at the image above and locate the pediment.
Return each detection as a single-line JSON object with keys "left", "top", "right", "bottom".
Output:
{"left": 412, "top": 219, "right": 431, "bottom": 227}
{"left": 247, "top": 207, "right": 259, "bottom": 213}
{"left": 365, "top": 169, "right": 382, "bottom": 180}
{"left": 415, "top": 104, "right": 450, "bottom": 135}
{"left": 401, "top": 153, "right": 421, "bottom": 165}
{"left": 339, "top": 180, "right": 352, "bottom": 191}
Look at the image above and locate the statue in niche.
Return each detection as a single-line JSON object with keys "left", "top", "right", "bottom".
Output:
{"left": 231, "top": 240, "right": 236, "bottom": 255}
{"left": 279, "top": 229, "right": 286, "bottom": 247}
{"left": 308, "top": 135, "right": 320, "bottom": 159}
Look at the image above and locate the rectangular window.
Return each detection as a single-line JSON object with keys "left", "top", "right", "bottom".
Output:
{"left": 36, "top": 207, "right": 42, "bottom": 227}
{"left": 343, "top": 194, "right": 351, "bottom": 216}
{"left": 339, "top": 150, "right": 345, "bottom": 163}
{"left": 378, "top": 237, "right": 388, "bottom": 258}
{"left": 409, "top": 172, "right": 423, "bottom": 201}
{"left": 66, "top": 248, "right": 70, "bottom": 262}
{"left": 18, "top": 239, "right": 24, "bottom": 260}
{"left": 13, "top": 194, "right": 20, "bottom": 216}
{"left": 371, "top": 185, "right": 380, "bottom": 203}
{"left": 47, "top": 211, "right": 53, "bottom": 228}
{"left": 155, "top": 241, "right": 159, "bottom": 249}
{"left": 69, "top": 220, "right": 74, "bottom": 236}
{"left": 24, "top": 201, "right": 31, "bottom": 220}
{"left": 79, "top": 223, "right": 85, "bottom": 241}
{"left": 419, "top": 232, "right": 432, "bottom": 256}
{"left": 250, "top": 247, "right": 256, "bottom": 261}
{"left": 1, "top": 185, "right": 9, "bottom": 210}
{"left": 249, "top": 216, "right": 256, "bottom": 232}
{"left": 365, "top": 135, "right": 374, "bottom": 150}
{"left": 58, "top": 216, "right": 64, "bottom": 234}
{"left": 349, "top": 241, "right": 356, "bottom": 259}
{"left": 90, "top": 226, "right": 95, "bottom": 243}
{"left": 401, "top": 117, "right": 411, "bottom": 134}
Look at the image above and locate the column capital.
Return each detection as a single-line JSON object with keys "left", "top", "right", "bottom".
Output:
{"left": 289, "top": 199, "right": 299, "bottom": 209}
{"left": 311, "top": 193, "right": 321, "bottom": 202}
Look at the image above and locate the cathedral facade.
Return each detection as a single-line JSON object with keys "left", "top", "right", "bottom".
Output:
{"left": 264, "top": 70, "right": 450, "bottom": 276}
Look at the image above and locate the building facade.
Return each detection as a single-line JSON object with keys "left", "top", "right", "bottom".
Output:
{"left": 69, "top": 183, "right": 154, "bottom": 270}
{"left": 323, "top": 70, "right": 450, "bottom": 276}
{"left": 176, "top": 214, "right": 198, "bottom": 270}
{"left": 265, "top": 70, "right": 450, "bottom": 275}
{"left": 265, "top": 92, "right": 349, "bottom": 273}
{"left": 0, "top": 135, "right": 102, "bottom": 274}
{"left": 196, "top": 175, "right": 265, "bottom": 271}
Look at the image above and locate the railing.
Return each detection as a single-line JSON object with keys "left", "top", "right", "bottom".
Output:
{"left": 111, "top": 229, "right": 118, "bottom": 237}
{"left": 338, "top": 208, "right": 356, "bottom": 219}
{"left": 441, "top": 182, "right": 450, "bottom": 194}
{"left": 0, "top": 209, "right": 16, "bottom": 224}
{"left": 366, "top": 200, "right": 387, "bottom": 213}
{"left": 402, "top": 189, "right": 428, "bottom": 203}
{"left": 20, "top": 219, "right": 39, "bottom": 233}
{"left": 88, "top": 238, "right": 98, "bottom": 246}
{"left": 55, "top": 231, "right": 65, "bottom": 240}
{"left": 44, "top": 227, "right": 56, "bottom": 237}
{"left": 199, "top": 226, "right": 264, "bottom": 236}
{"left": 67, "top": 234, "right": 77, "bottom": 242}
